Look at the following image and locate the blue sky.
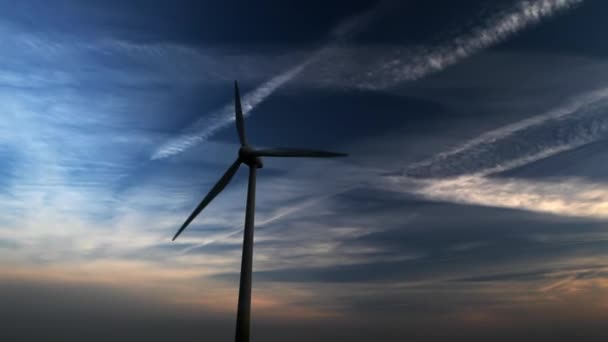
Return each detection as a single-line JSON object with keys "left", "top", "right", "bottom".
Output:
{"left": 3, "top": 0, "right": 608, "bottom": 340}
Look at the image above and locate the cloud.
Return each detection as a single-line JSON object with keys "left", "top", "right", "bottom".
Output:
{"left": 151, "top": 0, "right": 585, "bottom": 160}
{"left": 151, "top": 60, "right": 315, "bottom": 159}
{"left": 353, "top": 0, "right": 584, "bottom": 90}
{"left": 394, "top": 175, "right": 608, "bottom": 220}
{"left": 364, "top": 86, "right": 608, "bottom": 220}
{"left": 151, "top": 3, "right": 389, "bottom": 159}
{"left": 404, "top": 86, "right": 608, "bottom": 178}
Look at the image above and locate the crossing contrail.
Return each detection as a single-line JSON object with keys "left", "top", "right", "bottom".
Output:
{"left": 153, "top": 0, "right": 583, "bottom": 159}
{"left": 151, "top": 4, "right": 387, "bottom": 160}
{"left": 388, "top": 88, "right": 608, "bottom": 220}
{"left": 151, "top": 60, "right": 315, "bottom": 159}
{"left": 355, "top": 0, "right": 583, "bottom": 90}
{"left": 405, "top": 87, "right": 608, "bottom": 178}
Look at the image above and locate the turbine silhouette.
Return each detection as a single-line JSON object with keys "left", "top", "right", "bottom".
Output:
{"left": 172, "top": 81, "right": 347, "bottom": 342}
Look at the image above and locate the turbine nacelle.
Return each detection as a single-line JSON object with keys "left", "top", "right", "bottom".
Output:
{"left": 238, "top": 146, "right": 263, "bottom": 169}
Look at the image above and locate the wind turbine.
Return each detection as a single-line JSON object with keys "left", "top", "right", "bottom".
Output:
{"left": 172, "top": 81, "right": 347, "bottom": 342}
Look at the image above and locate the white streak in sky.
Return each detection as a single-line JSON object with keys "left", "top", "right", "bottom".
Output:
{"left": 379, "top": 90, "right": 608, "bottom": 219}
{"left": 357, "top": 0, "right": 583, "bottom": 90}
{"left": 405, "top": 87, "right": 608, "bottom": 178}
{"left": 153, "top": 0, "right": 583, "bottom": 159}
{"left": 151, "top": 59, "right": 316, "bottom": 160}
{"left": 389, "top": 175, "right": 608, "bottom": 220}
{"left": 385, "top": 87, "right": 608, "bottom": 220}
{"left": 185, "top": 84, "right": 608, "bottom": 245}
{"left": 151, "top": 3, "right": 386, "bottom": 160}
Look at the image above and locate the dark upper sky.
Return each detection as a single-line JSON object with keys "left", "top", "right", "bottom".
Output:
{"left": 1, "top": 0, "right": 608, "bottom": 341}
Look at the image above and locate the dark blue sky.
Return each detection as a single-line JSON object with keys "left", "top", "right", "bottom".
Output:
{"left": 2, "top": 0, "right": 608, "bottom": 341}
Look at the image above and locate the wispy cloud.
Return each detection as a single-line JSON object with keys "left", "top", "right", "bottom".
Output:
{"left": 152, "top": 0, "right": 584, "bottom": 160}
{"left": 151, "top": 60, "right": 315, "bottom": 159}
{"left": 405, "top": 86, "right": 608, "bottom": 178}
{"left": 390, "top": 175, "right": 608, "bottom": 220}
{"left": 151, "top": 3, "right": 388, "bottom": 159}
{"left": 381, "top": 85, "right": 608, "bottom": 220}
{"left": 355, "top": 0, "right": 584, "bottom": 90}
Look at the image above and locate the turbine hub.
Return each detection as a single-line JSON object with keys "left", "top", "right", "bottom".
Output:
{"left": 239, "top": 146, "right": 263, "bottom": 168}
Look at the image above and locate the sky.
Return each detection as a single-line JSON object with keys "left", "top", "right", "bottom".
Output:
{"left": 2, "top": 0, "right": 608, "bottom": 340}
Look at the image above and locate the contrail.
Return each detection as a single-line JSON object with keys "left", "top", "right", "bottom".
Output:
{"left": 386, "top": 90, "right": 608, "bottom": 221}
{"left": 152, "top": 4, "right": 387, "bottom": 160}
{"left": 151, "top": 60, "right": 315, "bottom": 159}
{"left": 179, "top": 87, "right": 608, "bottom": 248}
{"left": 153, "top": 0, "right": 583, "bottom": 159}
{"left": 181, "top": 86, "right": 608, "bottom": 247}
{"left": 155, "top": 0, "right": 589, "bottom": 232}
{"left": 405, "top": 87, "right": 608, "bottom": 178}
{"left": 356, "top": 0, "right": 583, "bottom": 90}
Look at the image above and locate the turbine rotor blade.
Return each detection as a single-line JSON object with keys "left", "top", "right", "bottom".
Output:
{"left": 252, "top": 148, "right": 348, "bottom": 158}
{"left": 173, "top": 158, "right": 242, "bottom": 241}
{"left": 234, "top": 81, "right": 247, "bottom": 146}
